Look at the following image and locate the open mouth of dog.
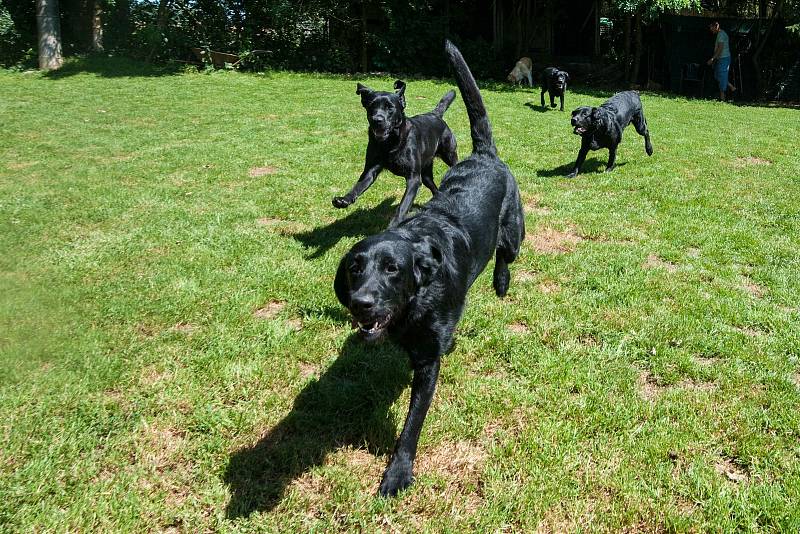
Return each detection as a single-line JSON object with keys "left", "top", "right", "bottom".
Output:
{"left": 351, "top": 314, "right": 392, "bottom": 340}
{"left": 370, "top": 127, "right": 391, "bottom": 140}
{"left": 573, "top": 126, "right": 587, "bottom": 135}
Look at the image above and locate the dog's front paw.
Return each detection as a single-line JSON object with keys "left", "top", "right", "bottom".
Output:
{"left": 551, "top": 103, "right": 557, "bottom": 108}
{"left": 332, "top": 196, "right": 353, "bottom": 209}
{"left": 646, "top": 143, "right": 654, "bottom": 156}
{"left": 566, "top": 170, "right": 578, "bottom": 179}
{"left": 379, "top": 461, "right": 414, "bottom": 497}
{"left": 493, "top": 264, "right": 510, "bottom": 298}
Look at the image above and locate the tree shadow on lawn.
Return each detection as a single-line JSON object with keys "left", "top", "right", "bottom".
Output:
{"left": 536, "top": 158, "right": 626, "bottom": 178}
{"left": 293, "top": 197, "right": 396, "bottom": 259}
{"left": 223, "top": 334, "right": 410, "bottom": 518}
{"left": 43, "top": 55, "right": 189, "bottom": 79}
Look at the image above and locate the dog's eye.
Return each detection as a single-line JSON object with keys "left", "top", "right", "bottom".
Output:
{"left": 385, "top": 264, "right": 398, "bottom": 274}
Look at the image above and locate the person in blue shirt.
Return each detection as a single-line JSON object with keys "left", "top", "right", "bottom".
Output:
{"left": 707, "top": 21, "right": 736, "bottom": 101}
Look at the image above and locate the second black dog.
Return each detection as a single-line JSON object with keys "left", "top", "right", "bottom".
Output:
{"left": 541, "top": 67, "right": 569, "bottom": 111}
{"left": 332, "top": 81, "right": 458, "bottom": 228}
{"left": 334, "top": 40, "right": 524, "bottom": 498}
{"left": 567, "top": 90, "right": 654, "bottom": 178}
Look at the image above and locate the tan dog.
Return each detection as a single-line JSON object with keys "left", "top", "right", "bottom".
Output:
{"left": 507, "top": 57, "right": 533, "bottom": 87}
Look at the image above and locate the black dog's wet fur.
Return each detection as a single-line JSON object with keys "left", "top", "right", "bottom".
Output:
{"left": 334, "top": 40, "right": 525, "bottom": 498}
{"left": 332, "top": 80, "right": 458, "bottom": 228}
{"left": 568, "top": 90, "right": 654, "bottom": 177}
{"left": 541, "top": 67, "right": 569, "bottom": 111}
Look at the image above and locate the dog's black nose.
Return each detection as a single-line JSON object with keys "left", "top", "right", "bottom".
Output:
{"left": 350, "top": 294, "right": 375, "bottom": 313}
{"left": 372, "top": 116, "right": 386, "bottom": 125}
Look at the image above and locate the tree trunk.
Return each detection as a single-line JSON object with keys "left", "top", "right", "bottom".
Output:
{"left": 631, "top": 11, "right": 642, "bottom": 85}
{"left": 147, "top": 0, "right": 170, "bottom": 62}
{"left": 92, "top": 0, "right": 103, "bottom": 51}
{"left": 623, "top": 14, "right": 631, "bottom": 82}
{"left": 360, "top": 1, "right": 368, "bottom": 72}
{"left": 36, "top": 0, "right": 63, "bottom": 70}
{"left": 751, "top": 0, "right": 784, "bottom": 98}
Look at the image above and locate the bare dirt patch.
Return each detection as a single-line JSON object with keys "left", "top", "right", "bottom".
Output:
{"left": 255, "top": 217, "right": 309, "bottom": 235}
{"left": 523, "top": 195, "right": 554, "bottom": 216}
{"left": 508, "top": 322, "right": 530, "bottom": 334}
{"left": 526, "top": 226, "right": 582, "bottom": 254}
{"left": 515, "top": 270, "right": 537, "bottom": 282}
{"left": 715, "top": 456, "right": 749, "bottom": 484}
{"left": 254, "top": 300, "right": 286, "bottom": 319}
{"left": 792, "top": 372, "right": 800, "bottom": 388}
{"left": 735, "top": 325, "right": 764, "bottom": 337}
{"left": 136, "top": 423, "right": 186, "bottom": 471}
{"left": 140, "top": 365, "right": 174, "bottom": 386}
{"left": 678, "top": 378, "right": 716, "bottom": 393}
{"left": 687, "top": 247, "right": 701, "bottom": 258}
{"left": 171, "top": 322, "right": 197, "bottom": 334}
{"left": 7, "top": 162, "right": 34, "bottom": 170}
{"left": 136, "top": 323, "right": 156, "bottom": 338}
{"left": 694, "top": 356, "right": 718, "bottom": 367}
{"left": 643, "top": 254, "right": 678, "bottom": 273}
{"left": 297, "top": 362, "right": 318, "bottom": 379}
{"left": 538, "top": 280, "right": 561, "bottom": 294}
{"left": 734, "top": 156, "right": 772, "bottom": 167}
{"left": 286, "top": 317, "right": 303, "bottom": 331}
{"left": 249, "top": 165, "right": 278, "bottom": 177}
{"left": 637, "top": 370, "right": 666, "bottom": 401}
{"left": 417, "top": 440, "right": 487, "bottom": 490}
{"left": 740, "top": 276, "right": 765, "bottom": 298}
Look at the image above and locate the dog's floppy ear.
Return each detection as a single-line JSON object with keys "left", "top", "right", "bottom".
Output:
{"left": 334, "top": 256, "right": 351, "bottom": 307}
{"left": 563, "top": 71, "right": 570, "bottom": 81}
{"left": 393, "top": 80, "right": 407, "bottom": 109}
{"left": 412, "top": 238, "right": 442, "bottom": 289}
{"left": 356, "top": 83, "right": 374, "bottom": 107}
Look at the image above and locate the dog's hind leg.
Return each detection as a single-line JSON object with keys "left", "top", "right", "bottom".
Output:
{"left": 493, "top": 190, "right": 525, "bottom": 298}
{"left": 437, "top": 128, "right": 458, "bottom": 167}
{"left": 605, "top": 146, "right": 617, "bottom": 172}
{"left": 632, "top": 112, "right": 654, "bottom": 156}
{"left": 421, "top": 163, "right": 438, "bottom": 197}
{"left": 333, "top": 161, "right": 383, "bottom": 208}
{"left": 389, "top": 174, "right": 422, "bottom": 228}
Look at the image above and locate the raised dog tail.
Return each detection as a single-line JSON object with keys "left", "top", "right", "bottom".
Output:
{"left": 432, "top": 90, "right": 456, "bottom": 117}
{"left": 444, "top": 39, "right": 496, "bottom": 155}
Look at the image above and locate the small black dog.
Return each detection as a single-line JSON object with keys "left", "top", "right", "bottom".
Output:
{"left": 567, "top": 90, "right": 654, "bottom": 178}
{"left": 541, "top": 67, "right": 569, "bottom": 111}
{"left": 332, "top": 80, "right": 458, "bottom": 228}
{"left": 334, "top": 40, "right": 524, "bottom": 497}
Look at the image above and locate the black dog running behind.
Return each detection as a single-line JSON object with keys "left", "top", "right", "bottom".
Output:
{"left": 567, "top": 90, "right": 654, "bottom": 178}
{"left": 332, "top": 80, "right": 458, "bottom": 228}
{"left": 334, "top": 40, "right": 525, "bottom": 498}
{"left": 541, "top": 67, "right": 569, "bottom": 111}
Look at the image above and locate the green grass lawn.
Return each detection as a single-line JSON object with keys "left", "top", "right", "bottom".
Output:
{"left": 1, "top": 57, "right": 799, "bottom": 532}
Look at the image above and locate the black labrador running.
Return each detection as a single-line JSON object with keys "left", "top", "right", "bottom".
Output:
{"left": 332, "top": 80, "right": 458, "bottom": 228}
{"left": 334, "top": 41, "right": 525, "bottom": 497}
{"left": 567, "top": 90, "right": 654, "bottom": 178}
{"left": 540, "top": 67, "right": 569, "bottom": 111}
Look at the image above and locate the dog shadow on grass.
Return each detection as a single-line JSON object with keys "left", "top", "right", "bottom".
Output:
{"left": 536, "top": 159, "right": 626, "bottom": 178}
{"left": 293, "top": 197, "right": 396, "bottom": 259}
{"left": 524, "top": 102, "right": 552, "bottom": 113}
{"left": 223, "top": 335, "right": 410, "bottom": 518}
